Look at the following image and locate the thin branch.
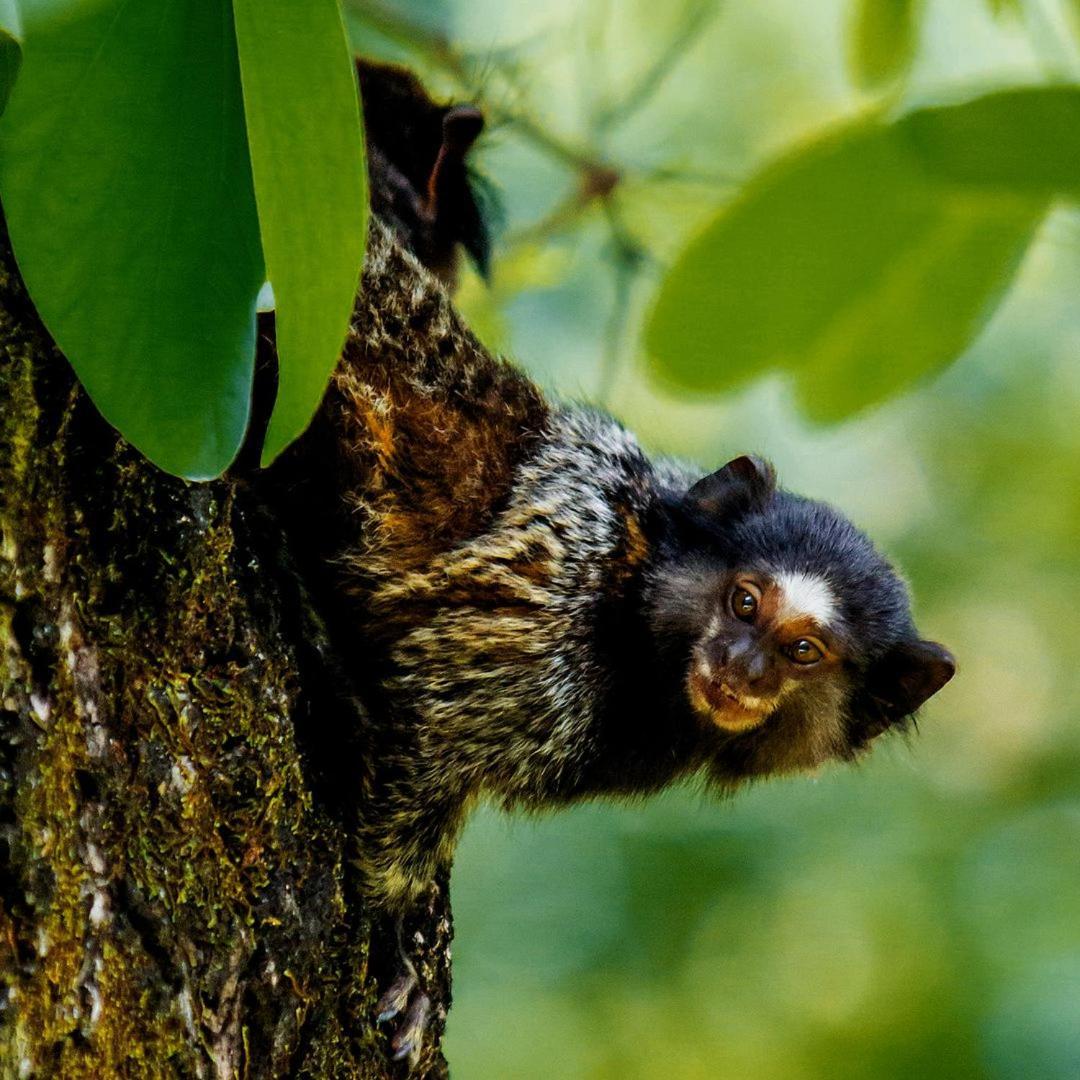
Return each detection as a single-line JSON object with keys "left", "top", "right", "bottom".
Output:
{"left": 504, "top": 189, "right": 593, "bottom": 247}
{"left": 594, "top": 0, "right": 722, "bottom": 133}
{"left": 629, "top": 161, "right": 740, "bottom": 187}
{"left": 596, "top": 200, "right": 650, "bottom": 404}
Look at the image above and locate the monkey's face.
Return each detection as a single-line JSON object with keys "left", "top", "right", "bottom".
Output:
{"left": 649, "top": 455, "right": 955, "bottom": 778}
{"left": 686, "top": 569, "right": 845, "bottom": 734}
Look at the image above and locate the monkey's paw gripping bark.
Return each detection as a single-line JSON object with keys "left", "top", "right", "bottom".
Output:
{"left": 377, "top": 921, "right": 435, "bottom": 1068}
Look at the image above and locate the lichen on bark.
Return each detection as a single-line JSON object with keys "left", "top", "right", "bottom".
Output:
{"left": 0, "top": 229, "right": 452, "bottom": 1077}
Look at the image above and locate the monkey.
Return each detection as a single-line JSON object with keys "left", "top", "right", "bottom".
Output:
{"left": 262, "top": 62, "right": 956, "bottom": 1066}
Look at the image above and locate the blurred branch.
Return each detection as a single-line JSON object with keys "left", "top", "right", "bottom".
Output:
{"left": 631, "top": 161, "right": 739, "bottom": 185}
{"left": 348, "top": 0, "right": 736, "bottom": 197}
{"left": 596, "top": 199, "right": 651, "bottom": 403}
{"left": 593, "top": 0, "right": 721, "bottom": 133}
{"left": 504, "top": 190, "right": 592, "bottom": 247}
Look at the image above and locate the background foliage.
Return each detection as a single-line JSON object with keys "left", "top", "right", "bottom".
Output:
{"left": 347, "top": 1, "right": 1080, "bottom": 1077}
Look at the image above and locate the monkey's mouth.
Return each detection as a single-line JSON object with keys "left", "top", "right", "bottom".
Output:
{"left": 687, "top": 669, "right": 772, "bottom": 733}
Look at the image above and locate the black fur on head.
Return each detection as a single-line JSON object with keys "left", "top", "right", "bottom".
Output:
{"left": 649, "top": 456, "right": 955, "bottom": 782}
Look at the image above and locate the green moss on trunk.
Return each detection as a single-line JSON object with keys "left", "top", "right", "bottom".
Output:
{"left": 0, "top": 233, "right": 451, "bottom": 1078}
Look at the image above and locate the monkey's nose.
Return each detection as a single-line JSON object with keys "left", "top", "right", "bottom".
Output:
{"left": 713, "top": 636, "right": 767, "bottom": 687}
{"left": 716, "top": 636, "right": 752, "bottom": 667}
{"left": 743, "top": 651, "right": 768, "bottom": 684}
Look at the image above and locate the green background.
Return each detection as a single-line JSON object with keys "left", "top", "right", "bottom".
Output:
{"left": 350, "top": 0, "right": 1080, "bottom": 1076}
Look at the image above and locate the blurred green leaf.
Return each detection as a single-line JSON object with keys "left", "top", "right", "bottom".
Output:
{"left": 899, "top": 87, "right": 1080, "bottom": 198}
{"left": 643, "top": 87, "right": 1080, "bottom": 417}
{"left": 0, "top": 0, "right": 264, "bottom": 479}
{"left": 233, "top": 0, "right": 368, "bottom": 468}
{"left": 0, "top": 0, "right": 21, "bottom": 116}
{"left": 847, "top": 0, "right": 921, "bottom": 90}
{"left": 794, "top": 192, "right": 1038, "bottom": 421}
{"left": 984, "top": 0, "right": 1023, "bottom": 18}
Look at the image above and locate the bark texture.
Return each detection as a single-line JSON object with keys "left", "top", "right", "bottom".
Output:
{"left": 0, "top": 227, "right": 452, "bottom": 1077}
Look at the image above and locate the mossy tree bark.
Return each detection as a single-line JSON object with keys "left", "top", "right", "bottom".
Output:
{"left": 0, "top": 232, "right": 452, "bottom": 1077}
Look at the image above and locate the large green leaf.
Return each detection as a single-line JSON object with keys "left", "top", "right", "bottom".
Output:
{"left": 644, "top": 87, "right": 1080, "bottom": 418}
{"left": 233, "top": 0, "right": 368, "bottom": 467}
{"left": 847, "top": 0, "right": 921, "bottom": 90}
{"left": 794, "top": 188, "right": 1038, "bottom": 422}
{"left": 0, "top": 0, "right": 264, "bottom": 479}
{"left": 898, "top": 87, "right": 1080, "bottom": 199}
{"left": 0, "top": 0, "right": 21, "bottom": 115}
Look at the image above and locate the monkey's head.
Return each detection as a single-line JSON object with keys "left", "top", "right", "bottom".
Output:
{"left": 649, "top": 456, "right": 955, "bottom": 781}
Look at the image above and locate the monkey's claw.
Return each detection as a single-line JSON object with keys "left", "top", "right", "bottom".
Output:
{"left": 378, "top": 965, "right": 433, "bottom": 1069}
{"left": 377, "top": 917, "right": 436, "bottom": 1069}
{"left": 376, "top": 967, "right": 417, "bottom": 1023}
{"left": 390, "top": 991, "right": 432, "bottom": 1066}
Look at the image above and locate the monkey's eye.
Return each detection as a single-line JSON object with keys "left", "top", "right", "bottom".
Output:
{"left": 731, "top": 586, "right": 758, "bottom": 622}
{"left": 786, "top": 638, "right": 824, "bottom": 665}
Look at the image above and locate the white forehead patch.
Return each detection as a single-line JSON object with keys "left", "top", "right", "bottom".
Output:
{"left": 775, "top": 571, "right": 837, "bottom": 627}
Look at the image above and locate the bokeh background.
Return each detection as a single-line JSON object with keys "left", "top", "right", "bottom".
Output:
{"left": 349, "top": 1, "right": 1080, "bottom": 1076}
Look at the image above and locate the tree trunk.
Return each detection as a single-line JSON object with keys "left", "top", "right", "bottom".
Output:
{"left": 0, "top": 225, "right": 451, "bottom": 1077}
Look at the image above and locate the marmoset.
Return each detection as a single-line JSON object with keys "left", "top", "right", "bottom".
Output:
{"left": 267, "top": 61, "right": 956, "bottom": 1065}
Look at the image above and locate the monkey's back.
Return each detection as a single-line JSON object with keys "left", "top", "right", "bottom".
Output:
{"left": 326, "top": 221, "right": 549, "bottom": 576}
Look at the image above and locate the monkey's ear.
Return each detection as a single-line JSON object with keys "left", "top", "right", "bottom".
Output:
{"left": 867, "top": 639, "right": 956, "bottom": 719}
{"left": 428, "top": 105, "right": 494, "bottom": 278}
{"left": 426, "top": 106, "right": 485, "bottom": 219}
{"left": 439, "top": 105, "right": 484, "bottom": 158}
{"left": 685, "top": 455, "right": 776, "bottom": 518}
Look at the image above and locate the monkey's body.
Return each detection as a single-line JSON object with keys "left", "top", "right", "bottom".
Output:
{"left": 265, "top": 62, "right": 955, "bottom": 1066}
